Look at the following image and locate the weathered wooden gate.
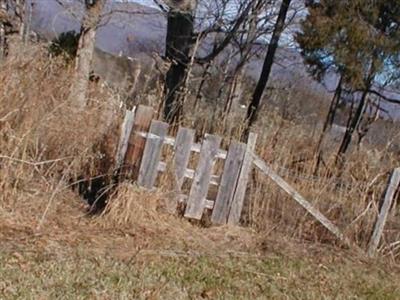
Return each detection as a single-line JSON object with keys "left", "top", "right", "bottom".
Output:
{"left": 113, "top": 104, "right": 400, "bottom": 256}
{"left": 115, "top": 105, "right": 256, "bottom": 225}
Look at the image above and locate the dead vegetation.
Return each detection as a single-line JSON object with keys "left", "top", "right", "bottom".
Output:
{"left": 1, "top": 44, "right": 400, "bottom": 298}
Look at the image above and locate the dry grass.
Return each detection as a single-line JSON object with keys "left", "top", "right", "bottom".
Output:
{"left": 1, "top": 43, "right": 400, "bottom": 298}
{"left": 178, "top": 81, "right": 400, "bottom": 260}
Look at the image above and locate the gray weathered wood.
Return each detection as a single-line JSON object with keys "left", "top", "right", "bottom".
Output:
{"left": 228, "top": 133, "right": 257, "bottom": 225}
{"left": 178, "top": 194, "right": 214, "bottom": 210}
{"left": 115, "top": 107, "right": 136, "bottom": 170}
{"left": 211, "top": 142, "right": 246, "bottom": 224}
{"left": 174, "top": 127, "right": 195, "bottom": 190}
{"left": 368, "top": 168, "right": 400, "bottom": 257}
{"left": 137, "top": 120, "right": 169, "bottom": 189}
{"left": 252, "top": 154, "right": 351, "bottom": 247}
{"left": 125, "top": 105, "right": 154, "bottom": 173}
{"left": 137, "top": 131, "right": 227, "bottom": 159}
{"left": 157, "top": 162, "right": 220, "bottom": 186}
{"left": 184, "top": 134, "right": 222, "bottom": 220}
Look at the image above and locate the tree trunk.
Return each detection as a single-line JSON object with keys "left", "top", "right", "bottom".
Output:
{"left": 0, "top": 0, "right": 8, "bottom": 60}
{"left": 336, "top": 87, "right": 369, "bottom": 163}
{"left": 224, "top": 66, "right": 245, "bottom": 115}
{"left": 244, "top": 0, "right": 292, "bottom": 134}
{"left": 313, "top": 76, "right": 343, "bottom": 173}
{"left": 163, "top": 8, "right": 194, "bottom": 123}
{"left": 69, "top": 0, "right": 104, "bottom": 109}
{"left": 193, "top": 62, "right": 210, "bottom": 110}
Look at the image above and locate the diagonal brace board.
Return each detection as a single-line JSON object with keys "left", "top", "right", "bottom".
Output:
{"left": 252, "top": 153, "right": 352, "bottom": 247}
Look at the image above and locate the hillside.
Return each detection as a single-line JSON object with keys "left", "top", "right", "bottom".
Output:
{"left": 2, "top": 2, "right": 400, "bottom": 298}
{"left": 1, "top": 184, "right": 400, "bottom": 299}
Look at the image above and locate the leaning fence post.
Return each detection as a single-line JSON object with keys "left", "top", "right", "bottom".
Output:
{"left": 115, "top": 107, "right": 136, "bottom": 171}
{"left": 367, "top": 168, "right": 400, "bottom": 257}
{"left": 227, "top": 133, "right": 257, "bottom": 225}
{"left": 211, "top": 142, "right": 246, "bottom": 224}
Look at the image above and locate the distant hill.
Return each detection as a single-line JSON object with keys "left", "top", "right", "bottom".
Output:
{"left": 29, "top": 0, "right": 400, "bottom": 121}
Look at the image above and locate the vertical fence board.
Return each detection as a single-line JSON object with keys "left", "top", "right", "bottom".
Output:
{"left": 211, "top": 142, "right": 246, "bottom": 224}
{"left": 138, "top": 120, "right": 169, "bottom": 189}
{"left": 184, "top": 134, "right": 222, "bottom": 220}
{"left": 125, "top": 105, "right": 154, "bottom": 177}
{"left": 115, "top": 107, "right": 136, "bottom": 170}
{"left": 174, "top": 127, "right": 195, "bottom": 191}
{"left": 228, "top": 133, "right": 257, "bottom": 225}
{"left": 368, "top": 168, "right": 400, "bottom": 257}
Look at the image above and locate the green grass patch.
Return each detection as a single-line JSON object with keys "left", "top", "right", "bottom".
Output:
{"left": 0, "top": 247, "right": 399, "bottom": 299}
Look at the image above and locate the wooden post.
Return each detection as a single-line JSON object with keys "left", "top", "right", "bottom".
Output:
{"left": 184, "top": 134, "right": 222, "bottom": 220}
{"left": 173, "top": 127, "right": 195, "bottom": 191}
{"left": 228, "top": 133, "right": 257, "bottom": 225}
{"left": 137, "top": 120, "right": 169, "bottom": 189}
{"left": 368, "top": 168, "right": 400, "bottom": 257}
{"left": 115, "top": 107, "right": 136, "bottom": 171}
{"left": 125, "top": 105, "right": 154, "bottom": 178}
{"left": 211, "top": 142, "right": 246, "bottom": 224}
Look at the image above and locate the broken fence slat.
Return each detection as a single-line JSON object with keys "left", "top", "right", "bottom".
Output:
{"left": 184, "top": 134, "right": 222, "bottom": 220}
{"left": 212, "top": 142, "right": 246, "bottom": 224}
{"left": 137, "top": 120, "right": 169, "bottom": 189}
{"left": 368, "top": 168, "right": 400, "bottom": 257}
{"left": 228, "top": 133, "right": 257, "bottom": 225}
{"left": 252, "top": 154, "right": 351, "bottom": 247}
{"left": 115, "top": 107, "right": 135, "bottom": 170}
{"left": 174, "top": 127, "right": 195, "bottom": 191}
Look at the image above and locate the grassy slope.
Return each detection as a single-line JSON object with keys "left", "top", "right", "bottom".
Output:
{"left": 1, "top": 244, "right": 399, "bottom": 299}
{"left": 1, "top": 195, "right": 400, "bottom": 300}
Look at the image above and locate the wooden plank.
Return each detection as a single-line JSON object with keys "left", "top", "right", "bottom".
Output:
{"left": 252, "top": 154, "right": 351, "bottom": 247}
{"left": 211, "top": 142, "right": 246, "bottom": 224}
{"left": 125, "top": 105, "right": 154, "bottom": 177}
{"left": 178, "top": 194, "right": 214, "bottom": 210}
{"left": 174, "top": 127, "right": 195, "bottom": 190}
{"left": 228, "top": 133, "right": 257, "bottom": 225}
{"left": 137, "top": 131, "right": 227, "bottom": 159}
{"left": 157, "top": 162, "right": 220, "bottom": 186}
{"left": 137, "top": 120, "right": 169, "bottom": 189}
{"left": 114, "top": 107, "right": 136, "bottom": 170}
{"left": 368, "top": 168, "right": 400, "bottom": 257}
{"left": 184, "top": 134, "right": 222, "bottom": 220}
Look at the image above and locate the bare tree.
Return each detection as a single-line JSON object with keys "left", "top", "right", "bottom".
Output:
{"left": 163, "top": 0, "right": 196, "bottom": 123}
{"left": 68, "top": 0, "right": 105, "bottom": 109}
{"left": 161, "top": 0, "right": 256, "bottom": 124}
{"left": 0, "top": 0, "right": 7, "bottom": 59}
{"left": 244, "top": 0, "right": 292, "bottom": 136}
{"left": 0, "top": 0, "right": 26, "bottom": 60}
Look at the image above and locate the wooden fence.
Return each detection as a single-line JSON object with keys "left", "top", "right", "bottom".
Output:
{"left": 115, "top": 105, "right": 256, "bottom": 225}
{"left": 114, "top": 105, "right": 400, "bottom": 255}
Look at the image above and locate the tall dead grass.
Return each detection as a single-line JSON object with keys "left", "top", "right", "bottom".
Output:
{"left": 1, "top": 43, "right": 400, "bottom": 260}
{"left": 174, "top": 82, "right": 400, "bottom": 258}
{"left": 0, "top": 43, "right": 121, "bottom": 227}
